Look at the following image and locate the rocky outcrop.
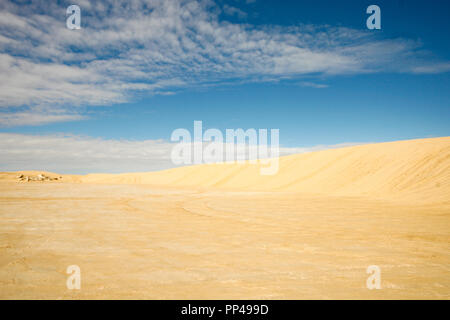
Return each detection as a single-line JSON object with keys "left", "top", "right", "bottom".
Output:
{"left": 17, "top": 173, "right": 61, "bottom": 182}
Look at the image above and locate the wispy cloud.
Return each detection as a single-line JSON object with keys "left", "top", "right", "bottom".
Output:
{"left": 0, "top": 0, "right": 448, "bottom": 126}
{"left": 298, "top": 81, "right": 329, "bottom": 89}
{"left": 0, "top": 108, "right": 85, "bottom": 127}
{"left": 0, "top": 133, "right": 176, "bottom": 174}
{"left": 0, "top": 133, "right": 363, "bottom": 174}
{"left": 223, "top": 4, "right": 247, "bottom": 19}
{"left": 409, "top": 62, "right": 450, "bottom": 74}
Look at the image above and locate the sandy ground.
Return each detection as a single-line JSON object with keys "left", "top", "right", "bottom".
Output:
{"left": 0, "top": 137, "right": 449, "bottom": 299}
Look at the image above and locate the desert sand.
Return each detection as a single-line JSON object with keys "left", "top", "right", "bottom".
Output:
{"left": 0, "top": 137, "right": 449, "bottom": 299}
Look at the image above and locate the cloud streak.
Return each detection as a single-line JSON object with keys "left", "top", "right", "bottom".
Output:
{"left": 298, "top": 81, "right": 329, "bottom": 89}
{"left": 0, "top": 133, "right": 363, "bottom": 174}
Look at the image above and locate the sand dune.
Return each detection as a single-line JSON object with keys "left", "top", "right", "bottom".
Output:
{"left": 1, "top": 137, "right": 449, "bottom": 299}
{"left": 60, "top": 137, "right": 450, "bottom": 204}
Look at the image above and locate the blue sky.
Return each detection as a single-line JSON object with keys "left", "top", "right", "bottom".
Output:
{"left": 0, "top": 0, "right": 449, "bottom": 172}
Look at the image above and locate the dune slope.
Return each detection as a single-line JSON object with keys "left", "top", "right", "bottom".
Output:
{"left": 72, "top": 137, "right": 450, "bottom": 204}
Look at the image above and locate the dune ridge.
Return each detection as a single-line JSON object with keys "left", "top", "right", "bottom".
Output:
{"left": 4, "top": 137, "right": 450, "bottom": 204}
{"left": 78, "top": 137, "right": 450, "bottom": 203}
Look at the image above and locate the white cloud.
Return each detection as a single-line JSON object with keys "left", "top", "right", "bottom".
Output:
{"left": 0, "top": 0, "right": 448, "bottom": 126}
{"left": 0, "top": 109, "right": 85, "bottom": 127}
{"left": 0, "top": 133, "right": 176, "bottom": 174}
{"left": 409, "top": 62, "right": 450, "bottom": 74}
{"left": 223, "top": 5, "right": 247, "bottom": 19}
{"left": 298, "top": 81, "right": 329, "bottom": 89}
{"left": 0, "top": 133, "right": 363, "bottom": 174}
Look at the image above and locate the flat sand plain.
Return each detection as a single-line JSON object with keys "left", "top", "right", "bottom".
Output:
{"left": 0, "top": 137, "right": 449, "bottom": 299}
